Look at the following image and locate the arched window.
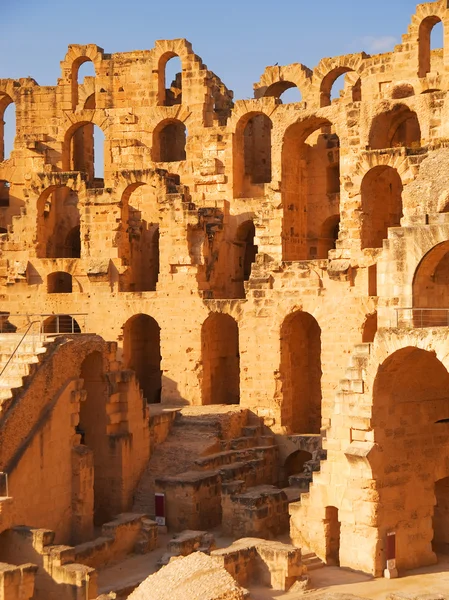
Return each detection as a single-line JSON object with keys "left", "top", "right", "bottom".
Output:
{"left": 234, "top": 113, "right": 272, "bottom": 198}
{"left": 201, "top": 313, "right": 240, "bottom": 405}
{"left": 66, "top": 122, "right": 105, "bottom": 182}
{"left": 36, "top": 187, "right": 81, "bottom": 258}
{"left": 419, "top": 16, "right": 444, "bottom": 77}
{"left": 71, "top": 58, "right": 96, "bottom": 110}
{"left": 369, "top": 106, "right": 421, "bottom": 149}
{"left": 282, "top": 118, "right": 340, "bottom": 260}
{"left": 153, "top": 120, "right": 186, "bottom": 162}
{"left": 413, "top": 241, "right": 449, "bottom": 326}
{"left": 158, "top": 53, "right": 183, "bottom": 106}
{"left": 361, "top": 166, "right": 403, "bottom": 249}
{"left": 320, "top": 215, "right": 340, "bottom": 257}
{"left": 0, "top": 96, "right": 15, "bottom": 162}
{"left": 47, "top": 272, "right": 73, "bottom": 293}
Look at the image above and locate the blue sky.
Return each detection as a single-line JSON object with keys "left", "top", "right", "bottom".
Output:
{"left": 1, "top": 0, "right": 428, "bottom": 98}
{"left": 0, "top": 0, "right": 441, "bottom": 168}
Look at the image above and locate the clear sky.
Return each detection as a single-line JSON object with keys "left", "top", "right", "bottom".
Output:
{"left": 0, "top": 0, "right": 429, "bottom": 100}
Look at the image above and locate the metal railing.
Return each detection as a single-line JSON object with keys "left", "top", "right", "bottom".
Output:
{"left": 396, "top": 308, "right": 449, "bottom": 328}
{"left": 0, "top": 313, "right": 88, "bottom": 335}
{"left": 0, "top": 320, "right": 42, "bottom": 380}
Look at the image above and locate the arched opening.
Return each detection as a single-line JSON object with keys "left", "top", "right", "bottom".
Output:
{"left": 71, "top": 58, "right": 96, "bottom": 109}
{"left": 36, "top": 187, "right": 81, "bottom": 258}
{"left": 320, "top": 214, "right": 340, "bottom": 257}
{"left": 120, "top": 184, "right": 160, "bottom": 291}
{"left": 66, "top": 122, "right": 105, "bottom": 184}
{"left": 78, "top": 351, "right": 110, "bottom": 525}
{"left": 433, "top": 477, "right": 449, "bottom": 554}
{"left": 282, "top": 119, "right": 340, "bottom": 260}
{"left": 264, "top": 81, "right": 302, "bottom": 104}
{"left": 153, "top": 120, "right": 186, "bottom": 162}
{"left": 0, "top": 96, "right": 15, "bottom": 162}
{"left": 325, "top": 506, "right": 341, "bottom": 566}
{"left": 360, "top": 166, "right": 403, "bottom": 249}
{"left": 419, "top": 16, "right": 444, "bottom": 77}
{"left": 234, "top": 220, "right": 257, "bottom": 297}
{"left": 280, "top": 311, "right": 322, "bottom": 433}
{"left": 320, "top": 67, "right": 357, "bottom": 107}
{"left": 163, "top": 55, "right": 182, "bottom": 106}
{"left": 0, "top": 180, "right": 10, "bottom": 207}
{"left": 369, "top": 106, "right": 421, "bottom": 149}
{"left": 372, "top": 347, "right": 449, "bottom": 571}
{"left": 284, "top": 449, "right": 313, "bottom": 487}
{"left": 47, "top": 271, "right": 73, "bottom": 294}
{"left": 201, "top": 313, "right": 240, "bottom": 405}
{"left": 413, "top": 241, "right": 449, "bottom": 326}
{"left": 42, "top": 315, "right": 81, "bottom": 334}
{"left": 122, "top": 314, "right": 162, "bottom": 404}
{"left": 234, "top": 113, "right": 272, "bottom": 198}
{"left": 362, "top": 312, "right": 377, "bottom": 343}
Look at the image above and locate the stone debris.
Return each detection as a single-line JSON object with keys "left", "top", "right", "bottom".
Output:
{"left": 127, "top": 552, "right": 249, "bottom": 600}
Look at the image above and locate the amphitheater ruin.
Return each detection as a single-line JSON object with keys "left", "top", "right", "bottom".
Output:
{"left": 2, "top": 0, "right": 449, "bottom": 598}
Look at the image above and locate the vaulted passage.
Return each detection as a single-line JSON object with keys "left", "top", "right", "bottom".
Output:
{"left": 66, "top": 123, "right": 105, "bottom": 184}
{"left": 79, "top": 351, "right": 109, "bottom": 525}
{"left": 372, "top": 347, "right": 449, "bottom": 571}
{"left": 47, "top": 271, "right": 72, "bottom": 293}
{"left": 282, "top": 119, "right": 340, "bottom": 260}
{"left": 123, "top": 314, "right": 162, "bottom": 403}
{"left": 280, "top": 311, "right": 322, "bottom": 433}
{"left": 413, "top": 242, "right": 449, "bottom": 326}
{"left": 153, "top": 120, "right": 186, "bottom": 162}
{"left": 201, "top": 313, "right": 240, "bottom": 405}
{"left": 361, "top": 166, "right": 403, "bottom": 249}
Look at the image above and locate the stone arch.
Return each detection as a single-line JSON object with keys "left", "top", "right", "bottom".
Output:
{"left": 419, "top": 15, "right": 444, "bottom": 77}
{"left": 120, "top": 182, "right": 160, "bottom": 291}
{"left": 413, "top": 240, "right": 449, "bottom": 325}
{"left": 360, "top": 165, "right": 403, "bottom": 249}
{"left": 369, "top": 104, "right": 421, "bottom": 149}
{"left": 36, "top": 185, "right": 81, "bottom": 258}
{"left": 122, "top": 314, "right": 162, "bottom": 404}
{"left": 0, "top": 93, "right": 15, "bottom": 162}
{"left": 152, "top": 119, "right": 186, "bottom": 162}
{"left": 253, "top": 63, "right": 312, "bottom": 101}
{"left": 370, "top": 346, "right": 449, "bottom": 571}
{"left": 201, "top": 313, "right": 240, "bottom": 405}
{"left": 282, "top": 116, "right": 340, "bottom": 260}
{"left": 313, "top": 54, "right": 366, "bottom": 107}
{"left": 280, "top": 310, "right": 322, "bottom": 434}
{"left": 233, "top": 110, "right": 273, "bottom": 198}
{"left": 62, "top": 119, "right": 107, "bottom": 182}
{"left": 60, "top": 44, "right": 104, "bottom": 109}
{"left": 47, "top": 271, "right": 73, "bottom": 294}
{"left": 152, "top": 39, "right": 197, "bottom": 106}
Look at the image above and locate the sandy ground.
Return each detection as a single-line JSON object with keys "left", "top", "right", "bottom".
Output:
{"left": 97, "top": 531, "right": 449, "bottom": 599}
{"left": 249, "top": 554, "right": 449, "bottom": 599}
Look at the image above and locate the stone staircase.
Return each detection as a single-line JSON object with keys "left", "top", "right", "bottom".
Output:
{"left": 132, "top": 406, "right": 277, "bottom": 521}
{"left": 0, "top": 333, "right": 49, "bottom": 412}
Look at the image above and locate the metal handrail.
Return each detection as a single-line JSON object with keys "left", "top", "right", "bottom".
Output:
{"left": 0, "top": 313, "right": 88, "bottom": 335}
{"left": 0, "top": 320, "right": 42, "bottom": 381}
{"left": 395, "top": 308, "right": 449, "bottom": 328}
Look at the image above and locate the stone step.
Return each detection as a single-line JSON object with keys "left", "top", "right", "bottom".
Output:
{"left": 302, "top": 552, "right": 325, "bottom": 571}
{"left": 339, "top": 378, "right": 364, "bottom": 393}
{"left": 0, "top": 361, "right": 33, "bottom": 376}
{"left": 241, "top": 425, "right": 261, "bottom": 437}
